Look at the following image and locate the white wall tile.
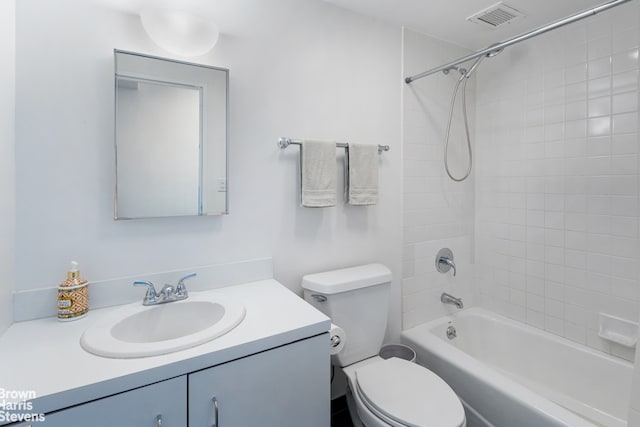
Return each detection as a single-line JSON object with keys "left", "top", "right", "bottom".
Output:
{"left": 401, "top": 29, "right": 475, "bottom": 328}
{"left": 405, "top": 13, "right": 640, "bottom": 412}
{"left": 588, "top": 76, "right": 611, "bottom": 99}
{"left": 612, "top": 70, "right": 638, "bottom": 94}
{"left": 588, "top": 57, "right": 612, "bottom": 80}
{"left": 475, "top": 5, "right": 640, "bottom": 362}
{"left": 613, "top": 49, "right": 640, "bottom": 74}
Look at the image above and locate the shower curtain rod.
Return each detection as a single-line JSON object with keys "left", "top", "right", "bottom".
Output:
{"left": 405, "top": 0, "right": 634, "bottom": 84}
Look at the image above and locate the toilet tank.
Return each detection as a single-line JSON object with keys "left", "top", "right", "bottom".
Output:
{"left": 302, "top": 264, "right": 391, "bottom": 367}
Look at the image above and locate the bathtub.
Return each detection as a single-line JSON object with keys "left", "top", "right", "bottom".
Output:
{"left": 401, "top": 308, "right": 634, "bottom": 427}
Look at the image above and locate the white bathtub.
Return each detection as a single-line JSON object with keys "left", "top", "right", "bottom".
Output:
{"left": 401, "top": 308, "right": 634, "bottom": 427}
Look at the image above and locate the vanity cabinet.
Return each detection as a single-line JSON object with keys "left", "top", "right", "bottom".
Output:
{"left": 12, "top": 376, "right": 186, "bottom": 427}
{"left": 188, "top": 334, "right": 329, "bottom": 427}
{"left": 10, "top": 334, "right": 328, "bottom": 427}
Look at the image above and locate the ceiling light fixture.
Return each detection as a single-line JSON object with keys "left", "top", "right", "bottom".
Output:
{"left": 140, "top": 8, "right": 219, "bottom": 57}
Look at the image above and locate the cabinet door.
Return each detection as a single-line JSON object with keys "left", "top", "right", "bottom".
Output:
{"left": 189, "top": 334, "right": 329, "bottom": 427}
{"left": 11, "top": 376, "right": 186, "bottom": 427}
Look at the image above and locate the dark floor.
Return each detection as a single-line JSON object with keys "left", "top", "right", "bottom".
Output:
{"left": 331, "top": 396, "right": 355, "bottom": 427}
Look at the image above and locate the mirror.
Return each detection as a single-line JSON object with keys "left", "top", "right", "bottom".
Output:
{"left": 114, "top": 50, "right": 228, "bottom": 219}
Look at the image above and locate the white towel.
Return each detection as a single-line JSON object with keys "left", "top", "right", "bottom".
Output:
{"left": 347, "top": 144, "right": 378, "bottom": 205}
{"left": 301, "top": 140, "right": 337, "bottom": 207}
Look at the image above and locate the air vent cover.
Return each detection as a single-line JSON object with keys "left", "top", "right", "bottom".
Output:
{"left": 467, "top": 2, "right": 524, "bottom": 29}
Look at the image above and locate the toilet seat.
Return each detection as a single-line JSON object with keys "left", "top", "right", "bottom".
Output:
{"left": 354, "top": 357, "right": 465, "bottom": 427}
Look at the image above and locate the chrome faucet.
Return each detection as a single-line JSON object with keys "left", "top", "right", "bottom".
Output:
{"left": 441, "top": 292, "right": 464, "bottom": 309}
{"left": 134, "top": 272, "right": 196, "bottom": 306}
{"left": 436, "top": 248, "right": 456, "bottom": 276}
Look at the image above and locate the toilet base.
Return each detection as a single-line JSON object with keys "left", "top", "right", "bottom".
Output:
{"left": 345, "top": 387, "right": 365, "bottom": 427}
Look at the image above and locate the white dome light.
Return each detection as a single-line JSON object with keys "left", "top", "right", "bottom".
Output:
{"left": 140, "top": 8, "right": 219, "bottom": 57}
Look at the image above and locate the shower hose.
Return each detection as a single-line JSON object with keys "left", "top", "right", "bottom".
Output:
{"left": 444, "top": 71, "right": 473, "bottom": 182}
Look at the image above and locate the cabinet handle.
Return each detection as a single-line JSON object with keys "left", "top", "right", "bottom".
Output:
{"left": 156, "top": 414, "right": 163, "bottom": 427}
{"left": 212, "top": 396, "right": 219, "bottom": 427}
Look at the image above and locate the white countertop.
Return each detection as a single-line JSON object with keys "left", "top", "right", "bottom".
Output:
{"left": 0, "top": 279, "right": 330, "bottom": 417}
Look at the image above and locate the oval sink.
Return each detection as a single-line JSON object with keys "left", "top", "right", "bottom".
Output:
{"left": 111, "top": 301, "right": 226, "bottom": 343}
{"left": 80, "top": 294, "right": 245, "bottom": 358}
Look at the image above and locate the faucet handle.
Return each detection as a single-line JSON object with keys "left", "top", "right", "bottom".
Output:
{"left": 439, "top": 257, "right": 457, "bottom": 276}
{"left": 176, "top": 272, "right": 196, "bottom": 298}
{"left": 435, "top": 248, "right": 456, "bottom": 276}
{"left": 133, "top": 280, "right": 158, "bottom": 305}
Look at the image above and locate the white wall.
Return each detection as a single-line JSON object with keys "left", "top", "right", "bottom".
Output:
{"left": 14, "top": 0, "right": 402, "bottom": 339}
{"left": 631, "top": 319, "right": 640, "bottom": 424}
{"left": 0, "top": 0, "right": 16, "bottom": 335}
{"left": 475, "top": 2, "right": 640, "bottom": 361}
{"left": 627, "top": 318, "right": 640, "bottom": 427}
{"left": 401, "top": 28, "right": 475, "bottom": 329}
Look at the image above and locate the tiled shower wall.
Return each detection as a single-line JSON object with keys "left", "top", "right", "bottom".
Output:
{"left": 402, "top": 29, "right": 476, "bottom": 329}
{"left": 475, "top": 2, "right": 640, "bottom": 361}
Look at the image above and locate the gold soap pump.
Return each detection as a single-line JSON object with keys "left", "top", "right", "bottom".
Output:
{"left": 57, "top": 261, "right": 89, "bottom": 321}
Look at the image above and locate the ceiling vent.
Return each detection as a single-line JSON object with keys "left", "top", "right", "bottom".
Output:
{"left": 467, "top": 2, "right": 524, "bottom": 29}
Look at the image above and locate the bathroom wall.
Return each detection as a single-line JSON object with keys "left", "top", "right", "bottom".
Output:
{"left": 14, "top": 0, "right": 403, "bottom": 337}
{"left": 0, "top": 0, "right": 16, "bottom": 335}
{"left": 475, "top": 2, "right": 640, "bottom": 361}
{"left": 401, "top": 28, "right": 476, "bottom": 329}
{"left": 631, "top": 324, "right": 640, "bottom": 424}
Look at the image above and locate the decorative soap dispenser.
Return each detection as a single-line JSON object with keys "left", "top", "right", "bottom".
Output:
{"left": 57, "top": 261, "right": 89, "bottom": 321}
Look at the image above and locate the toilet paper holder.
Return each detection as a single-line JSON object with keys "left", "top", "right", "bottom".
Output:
{"left": 331, "top": 335, "right": 342, "bottom": 348}
{"left": 329, "top": 323, "right": 346, "bottom": 355}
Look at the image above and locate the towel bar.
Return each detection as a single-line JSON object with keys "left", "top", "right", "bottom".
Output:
{"left": 278, "top": 137, "right": 390, "bottom": 154}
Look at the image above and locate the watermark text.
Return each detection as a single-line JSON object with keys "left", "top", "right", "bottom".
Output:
{"left": 0, "top": 388, "right": 45, "bottom": 423}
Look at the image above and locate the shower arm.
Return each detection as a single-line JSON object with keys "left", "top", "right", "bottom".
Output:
{"left": 404, "top": 0, "right": 633, "bottom": 84}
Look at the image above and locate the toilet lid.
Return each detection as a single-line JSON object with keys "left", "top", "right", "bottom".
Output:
{"left": 355, "top": 357, "right": 465, "bottom": 427}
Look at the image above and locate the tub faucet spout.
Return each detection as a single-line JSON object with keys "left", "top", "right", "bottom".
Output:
{"left": 441, "top": 292, "right": 464, "bottom": 309}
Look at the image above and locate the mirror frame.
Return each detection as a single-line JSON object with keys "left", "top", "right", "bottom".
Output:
{"left": 113, "top": 49, "right": 229, "bottom": 220}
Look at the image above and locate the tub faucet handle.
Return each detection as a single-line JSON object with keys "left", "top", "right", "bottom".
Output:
{"left": 436, "top": 248, "right": 456, "bottom": 276}
{"left": 439, "top": 257, "right": 457, "bottom": 276}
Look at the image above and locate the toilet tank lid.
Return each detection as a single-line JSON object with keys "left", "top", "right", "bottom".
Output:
{"left": 301, "top": 264, "right": 391, "bottom": 294}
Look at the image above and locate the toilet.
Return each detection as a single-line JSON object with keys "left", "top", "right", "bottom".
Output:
{"left": 302, "top": 264, "right": 466, "bottom": 427}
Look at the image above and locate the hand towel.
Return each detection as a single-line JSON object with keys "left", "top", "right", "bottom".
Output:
{"left": 346, "top": 144, "right": 378, "bottom": 205}
{"left": 301, "top": 140, "right": 337, "bottom": 207}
